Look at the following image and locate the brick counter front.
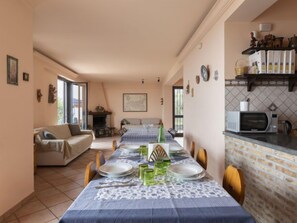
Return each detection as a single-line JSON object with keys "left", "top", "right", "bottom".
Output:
{"left": 225, "top": 135, "right": 297, "bottom": 223}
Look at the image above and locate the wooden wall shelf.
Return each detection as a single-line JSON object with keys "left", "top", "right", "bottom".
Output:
{"left": 242, "top": 47, "right": 296, "bottom": 55}
{"left": 235, "top": 74, "right": 297, "bottom": 92}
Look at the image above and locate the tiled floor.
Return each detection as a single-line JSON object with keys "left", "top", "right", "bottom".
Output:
{"left": 4, "top": 136, "right": 183, "bottom": 223}
{"left": 4, "top": 137, "right": 118, "bottom": 223}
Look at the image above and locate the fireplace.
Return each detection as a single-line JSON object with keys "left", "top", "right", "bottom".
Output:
{"left": 88, "top": 111, "right": 112, "bottom": 138}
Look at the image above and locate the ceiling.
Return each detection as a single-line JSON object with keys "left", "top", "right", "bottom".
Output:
{"left": 31, "top": 0, "right": 216, "bottom": 82}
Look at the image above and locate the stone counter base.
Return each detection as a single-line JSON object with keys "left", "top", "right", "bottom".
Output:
{"left": 225, "top": 136, "right": 297, "bottom": 223}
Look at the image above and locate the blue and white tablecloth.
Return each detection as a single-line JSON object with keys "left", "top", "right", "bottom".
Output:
{"left": 60, "top": 148, "right": 255, "bottom": 223}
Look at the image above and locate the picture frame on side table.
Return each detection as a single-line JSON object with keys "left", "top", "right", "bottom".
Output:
{"left": 7, "top": 55, "right": 18, "bottom": 85}
{"left": 123, "top": 93, "right": 147, "bottom": 112}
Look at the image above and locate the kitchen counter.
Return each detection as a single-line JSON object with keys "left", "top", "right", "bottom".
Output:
{"left": 224, "top": 131, "right": 297, "bottom": 156}
{"left": 224, "top": 132, "right": 297, "bottom": 222}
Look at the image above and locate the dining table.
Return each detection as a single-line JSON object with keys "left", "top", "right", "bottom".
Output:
{"left": 59, "top": 142, "right": 255, "bottom": 223}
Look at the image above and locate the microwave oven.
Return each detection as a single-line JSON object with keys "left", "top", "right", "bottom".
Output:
{"left": 226, "top": 111, "right": 278, "bottom": 133}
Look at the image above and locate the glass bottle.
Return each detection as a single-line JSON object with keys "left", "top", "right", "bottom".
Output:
{"left": 157, "top": 124, "right": 166, "bottom": 143}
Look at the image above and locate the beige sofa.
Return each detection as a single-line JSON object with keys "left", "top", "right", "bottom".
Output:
{"left": 35, "top": 124, "right": 94, "bottom": 166}
{"left": 121, "top": 118, "right": 161, "bottom": 129}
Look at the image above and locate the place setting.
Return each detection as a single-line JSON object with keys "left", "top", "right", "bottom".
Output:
{"left": 168, "top": 163, "right": 205, "bottom": 181}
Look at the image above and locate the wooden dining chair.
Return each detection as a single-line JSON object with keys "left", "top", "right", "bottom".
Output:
{"left": 112, "top": 140, "right": 117, "bottom": 151}
{"left": 196, "top": 147, "right": 207, "bottom": 170}
{"left": 96, "top": 151, "right": 106, "bottom": 171}
{"left": 84, "top": 161, "right": 97, "bottom": 187}
{"left": 223, "top": 165, "right": 245, "bottom": 205}
{"left": 190, "top": 141, "right": 195, "bottom": 158}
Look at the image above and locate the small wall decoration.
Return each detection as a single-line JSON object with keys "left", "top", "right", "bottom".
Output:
{"left": 123, "top": 93, "right": 147, "bottom": 112}
{"left": 196, "top": 75, "right": 200, "bottom": 84}
{"left": 7, "top": 55, "right": 18, "bottom": 85}
{"left": 37, "top": 89, "right": 43, "bottom": 102}
{"left": 23, "top": 72, "right": 29, "bottom": 81}
{"left": 48, "top": 84, "right": 57, "bottom": 103}
{"left": 186, "top": 81, "right": 190, "bottom": 94}
{"left": 214, "top": 70, "right": 219, "bottom": 81}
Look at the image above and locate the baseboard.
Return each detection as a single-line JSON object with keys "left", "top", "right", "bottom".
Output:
{"left": 0, "top": 192, "right": 35, "bottom": 222}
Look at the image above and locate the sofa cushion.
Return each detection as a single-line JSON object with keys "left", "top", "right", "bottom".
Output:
{"left": 67, "top": 134, "right": 93, "bottom": 156}
{"left": 141, "top": 118, "right": 161, "bottom": 125}
{"left": 126, "top": 118, "right": 141, "bottom": 125}
{"left": 69, "top": 124, "right": 81, "bottom": 136}
{"left": 45, "top": 124, "right": 72, "bottom": 139}
{"left": 43, "top": 131, "right": 57, "bottom": 139}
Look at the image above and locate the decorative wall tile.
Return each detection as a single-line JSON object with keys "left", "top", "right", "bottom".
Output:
{"left": 225, "top": 83, "right": 297, "bottom": 129}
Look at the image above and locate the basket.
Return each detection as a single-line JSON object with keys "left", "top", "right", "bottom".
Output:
{"left": 235, "top": 59, "right": 248, "bottom": 75}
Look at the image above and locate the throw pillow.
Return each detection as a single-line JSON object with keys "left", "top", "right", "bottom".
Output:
{"left": 122, "top": 119, "right": 130, "bottom": 125}
{"left": 43, "top": 131, "right": 57, "bottom": 139}
{"left": 69, "top": 124, "right": 81, "bottom": 136}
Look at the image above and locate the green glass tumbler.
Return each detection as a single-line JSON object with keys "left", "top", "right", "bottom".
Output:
{"left": 143, "top": 169, "right": 155, "bottom": 186}
{"left": 139, "top": 164, "right": 148, "bottom": 180}
{"left": 140, "top": 145, "right": 148, "bottom": 156}
{"left": 162, "top": 158, "right": 171, "bottom": 167}
{"left": 154, "top": 160, "right": 166, "bottom": 176}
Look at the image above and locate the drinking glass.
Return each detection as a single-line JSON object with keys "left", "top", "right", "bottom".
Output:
{"left": 154, "top": 160, "right": 166, "bottom": 176}
{"left": 140, "top": 145, "right": 148, "bottom": 160}
{"left": 139, "top": 164, "right": 148, "bottom": 180}
{"left": 143, "top": 169, "right": 155, "bottom": 186}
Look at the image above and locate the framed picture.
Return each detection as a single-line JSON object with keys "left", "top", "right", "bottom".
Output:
{"left": 23, "top": 72, "right": 29, "bottom": 81}
{"left": 123, "top": 93, "right": 147, "bottom": 112}
{"left": 7, "top": 55, "right": 18, "bottom": 85}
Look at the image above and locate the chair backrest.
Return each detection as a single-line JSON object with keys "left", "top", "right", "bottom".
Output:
{"left": 196, "top": 147, "right": 207, "bottom": 170}
{"left": 190, "top": 141, "right": 195, "bottom": 158}
{"left": 84, "top": 161, "right": 97, "bottom": 187}
{"left": 223, "top": 165, "right": 245, "bottom": 205}
{"left": 96, "top": 151, "right": 106, "bottom": 171}
{"left": 112, "top": 140, "right": 117, "bottom": 151}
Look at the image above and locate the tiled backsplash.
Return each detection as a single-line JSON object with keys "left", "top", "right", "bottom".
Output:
{"left": 225, "top": 80, "right": 297, "bottom": 129}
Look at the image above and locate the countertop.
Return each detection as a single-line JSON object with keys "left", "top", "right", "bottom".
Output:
{"left": 224, "top": 131, "right": 297, "bottom": 156}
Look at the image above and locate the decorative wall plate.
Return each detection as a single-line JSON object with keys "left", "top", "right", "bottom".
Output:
{"left": 201, "top": 65, "right": 209, "bottom": 81}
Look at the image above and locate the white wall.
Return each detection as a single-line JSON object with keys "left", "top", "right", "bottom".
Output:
{"left": 183, "top": 22, "right": 225, "bottom": 181}
{"left": 103, "top": 82, "right": 163, "bottom": 129}
{"left": 182, "top": 1, "right": 247, "bottom": 182}
{"left": 0, "top": 0, "right": 34, "bottom": 215}
{"left": 33, "top": 52, "right": 85, "bottom": 127}
{"left": 225, "top": 0, "right": 297, "bottom": 79}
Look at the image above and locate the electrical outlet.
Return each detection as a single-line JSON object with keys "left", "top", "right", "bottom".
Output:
{"left": 259, "top": 23, "right": 272, "bottom": 32}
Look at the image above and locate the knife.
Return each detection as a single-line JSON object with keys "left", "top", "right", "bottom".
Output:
{"left": 95, "top": 183, "right": 138, "bottom": 189}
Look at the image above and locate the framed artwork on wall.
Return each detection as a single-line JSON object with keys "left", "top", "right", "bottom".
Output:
{"left": 123, "top": 93, "right": 147, "bottom": 112}
{"left": 7, "top": 55, "right": 18, "bottom": 85}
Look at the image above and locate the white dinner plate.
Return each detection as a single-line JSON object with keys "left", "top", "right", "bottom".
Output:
{"left": 121, "top": 144, "right": 140, "bottom": 152}
{"left": 99, "top": 168, "right": 135, "bottom": 178}
{"left": 169, "top": 145, "right": 184, "bottom": 153}
{"left": 168, "top": 163, "right": 203, "bottom": 178}
{"left": 174, "top": 171, "right": 206, "bottom": 181}
{"left": 99, "top": 162, "right": 133, "bottom": 176}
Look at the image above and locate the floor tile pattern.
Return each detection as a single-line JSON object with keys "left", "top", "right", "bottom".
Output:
{"left": 3, "top": 137, "right": 117, "bottom": 223}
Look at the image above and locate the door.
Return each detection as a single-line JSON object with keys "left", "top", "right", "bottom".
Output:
{"left": 172, "top": 86, "right": 183, "bottom": 137}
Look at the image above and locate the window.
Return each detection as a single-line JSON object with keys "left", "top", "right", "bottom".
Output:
{"left": 57, "top": 78, "right": 67, "bottom": 124}
{"left": 57, "top": 77, "right": 88, "bottom": 129}
{"left": 173, "top": 86, "right": 183, "bottom": 137}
